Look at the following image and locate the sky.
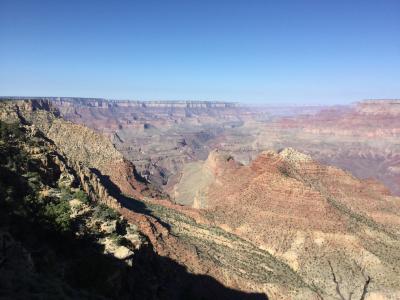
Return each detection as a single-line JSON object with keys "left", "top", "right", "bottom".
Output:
{"left": 0, "top": 0, "right": 399, "bottom": 105}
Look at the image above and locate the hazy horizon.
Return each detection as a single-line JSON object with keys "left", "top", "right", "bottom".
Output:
{"left": 1, "top": 0, "right": 399, "bottom": 105}
{"left": 3, "top": 95, "right": 390, "bottom": 107}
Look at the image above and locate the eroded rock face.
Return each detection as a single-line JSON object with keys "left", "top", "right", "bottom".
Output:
{"left": 173, "top": 149, "right": 400, "bottom": 299}
{"left": 0, "top": 111, "right": 151, "bottom": 298}
{"left": 1, "top": 99, "right": 151, "bottom": 200}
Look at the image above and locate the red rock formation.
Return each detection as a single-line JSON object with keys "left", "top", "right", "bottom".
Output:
{"left": 173, "top": 148, "right": 400, "bottom": 299}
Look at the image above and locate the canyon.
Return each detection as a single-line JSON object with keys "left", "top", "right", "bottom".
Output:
{"left": 1, "top": 97, "right": 399, "bottom": 299}
{"left": 35, "top": 97, "right": 400, "bottom": 197}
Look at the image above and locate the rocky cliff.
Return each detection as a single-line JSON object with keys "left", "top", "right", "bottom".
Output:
{"left": 0, "top": 99, "right": 151, "bottom": 199}
{"left": 0, "top": 115, "right": 148, "bottom": 298}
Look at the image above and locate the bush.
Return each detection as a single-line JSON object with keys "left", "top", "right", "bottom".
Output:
{"left": 43, "top": 200, "right": 72, "bottom": 233}
{"left": 73, "top": 190, "right": 90, "bottom": 204}
{"left": 109, "top": 233, "right": 131, "bottom": 247}
{"left": 93, "top": 204, "right": 119, "bottom": 221}
{"left": 60, "top": 188, "right": 74, "bottom": 202}
{"left": 0, "top": 121, "right": 23, "bottom": 140}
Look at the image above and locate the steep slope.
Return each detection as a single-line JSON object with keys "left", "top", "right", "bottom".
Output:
{"left": 173, "top": 148, "right": 400, "bottom": 299}
{"left": 0, "top": 118, "right": 149, "bottom": 298}
{"left": 0, "top": 99, "right": 151, "bottom": 199}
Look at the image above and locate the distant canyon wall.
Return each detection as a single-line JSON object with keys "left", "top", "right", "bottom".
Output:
{"left": 3, "top": 97, "right": 239, "bottom": 108}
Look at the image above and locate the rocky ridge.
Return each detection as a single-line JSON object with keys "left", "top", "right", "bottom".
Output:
{"left": 173, "top": 148, "right": 400, "bottom": 299}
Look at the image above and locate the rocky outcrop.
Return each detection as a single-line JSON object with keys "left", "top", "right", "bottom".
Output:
{"left": 173, "top": 149, "right": 400, "bottom": 299}
{"left": 0, "top": 99, "right": 150, "bottom": 200}
{"left": 0, "top": 114, "right": 151, "bottom": 299}
{"left": 72, "top": 162, "right": 122, "bottom": 209}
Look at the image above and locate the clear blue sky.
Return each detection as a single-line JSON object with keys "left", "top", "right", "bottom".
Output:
{"left": 0, "top": 0, "right": 399, "bottom": 104}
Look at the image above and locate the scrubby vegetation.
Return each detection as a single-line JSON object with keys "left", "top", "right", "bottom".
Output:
{"left": 73, "top": 189, "right": 90, "bottom": 204}
{"left": 0, "top": 121, "right": 72, "bottom": 233}
{"left": 0, "top": 120, "right": 135, "bottom": 298}
{"left": 0, "top": 120, "right": 24, "bottom": 140}
{"left": 93, "top": 203, "right": 119, "bottom": 221}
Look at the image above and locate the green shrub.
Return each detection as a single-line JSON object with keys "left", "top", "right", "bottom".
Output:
{"left": 60, "top": 188, "right": 74, "bottom": 202}
{"left": 73, "top": 190, "right": 90, "bottom": 204}
{"left": 93, "top": 204, "right": 119, "bottom": 221}
{"left": 109, "top": 233, "right": 130, "bottom": 247}
{"left": 43, "top": 200, "right": 72, "bottom": 233}
{"left": 0, "top": 121, "right": 23, "bottom": 140}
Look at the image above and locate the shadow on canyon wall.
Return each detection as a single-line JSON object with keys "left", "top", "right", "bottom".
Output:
{"left": 90, "top": 167, "right": 172, "bottom": 230}
{"left": 1, "top": 211, "right": 268, "bottom": 300}
{"left": 128, "top": 243, "right": 269, "bottom": 300}
{"left": 86, "top": 168, "right": 268, "bottom": 300}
